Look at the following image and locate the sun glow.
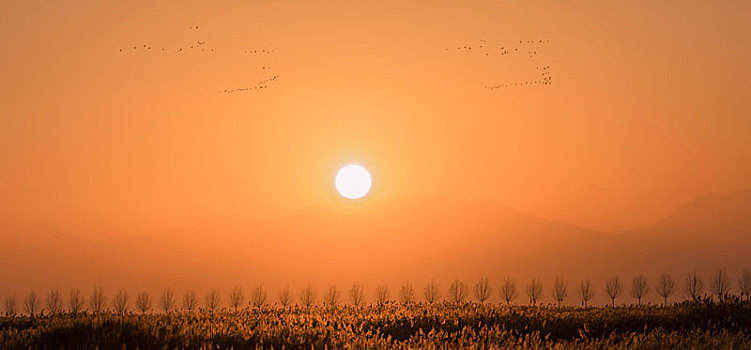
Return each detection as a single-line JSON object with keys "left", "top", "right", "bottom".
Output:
{"left": 335, "top": 165, "right": 372, "bottom": 199}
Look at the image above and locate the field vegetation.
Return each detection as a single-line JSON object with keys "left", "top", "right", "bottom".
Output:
{"left": 1, "top": 300, "right": 751, "bottom": 349}
{"left": 3, "top": 270, "right": 751, "bottom": 348}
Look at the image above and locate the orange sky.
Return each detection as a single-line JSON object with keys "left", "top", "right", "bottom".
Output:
{"left": 1, "top": 0, "right": 750, "bottom": 237}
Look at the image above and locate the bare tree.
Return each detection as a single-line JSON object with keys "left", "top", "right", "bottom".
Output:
{"left": 300, "top": 285, "right": 316, "bottom": 308}
{"left": 683, "top": 270, "right": 705, "bottom": 302}
{"left": 46, "top": 289, "right": 63, "bottom": 315}
{"left": 160, "top": 289, "right": 175, "bottom": 313}
{"left": 525, "top": 279, "right": 543, "bottom": 306}
{"left": 656, "top": 273, "right": 676, "bottom": 306}
{"left": 605, "top": 276, "right": 622, "bottom": 307}
{"left": 251, "top": 284, "right": 267, "bottom": 308}
{"left": 552, "top": 278, "right": 568, "bottom": 307}
{"left": 738, "top": 268, "right": 751, "bottom": 301}
{"left": 89, "top": 287, "right": 106, "bottom": 313}
{"left": 205, "top": 289, "right": 220, "bottom": 312}
{"left": 630, "top": 273, "right": 649, "bottom": 305}
{"left": 69, "top": 289, "right": 84, "bottom": 315}
{"left": 711, "top": 268, "right": 732, "bottom": 303}
{"left": 399, "top": 281, "right": 415, "bottom": 305}
{"left": 5, "top": 294, "right": 16, "bottom": 317}
{"left": 24, "top": 291, "right": 38, "bottom": 316}
{"left": 113, "top": 290, "right": 129, "bottom": 315}
{"left": 323, "top": 284, "right": 340, "bottom": 307}
{"left": 448, "top": 279, "right": 467, "bottom": 303}
{"left": 501, "top": 278, "right": 517, "bottom": 305}
{"left": 474, "top": 277, "right": 492, "bottom": 304}
{"left": 230, "top": 287, "right": 245, "bottom": 312}
{"left": 350, "top": 283, "right": 365, "bottom": 307}
{"left": 278, "top": 285, "right": 293, "bottom": 308}
{"left": 423, "top": 280, "right": 440, "bottom": 305}
{"left": 183, "top": 290, "right": 198, "bottom": 312}
{"left": 579, "top": 279, "right": 595, "bottom": 307}
{"left": 136, "top": 292, "right": 151, "bottom": 314}
{"left": 376, "top": 284, "right": 389, "bottom": 306}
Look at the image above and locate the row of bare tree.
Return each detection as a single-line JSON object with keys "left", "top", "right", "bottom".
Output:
{"left": 3, "top": 269, "right": 750, "bottom": 316}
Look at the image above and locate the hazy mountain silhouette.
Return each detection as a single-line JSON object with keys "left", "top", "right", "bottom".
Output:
{"left": 1, "top": 190, "right": 750, "bottom": 301}
{"left": 652, "top": 188, "right": 751, "bottom": 236}
{"left": 627, "top": 188, "right": 751, "bottom": 277}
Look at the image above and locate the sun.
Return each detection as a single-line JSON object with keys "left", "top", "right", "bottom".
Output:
{"left": 335, "top": 165, "right": 372, "bottom": 199}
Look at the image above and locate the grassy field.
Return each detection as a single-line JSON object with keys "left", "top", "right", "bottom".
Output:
{"left": 2, "top": 301, "right": 750, "bottom": 349}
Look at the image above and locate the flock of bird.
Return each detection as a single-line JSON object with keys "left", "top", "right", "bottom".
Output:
{"left": 119, "top": 40, "right": 217, "bottom": 53}
{"left": 244, "top": 49, "right": 275, "bottom": 55}
{"left": 446, "top": 39, "right": 553, "bottom": 91}
{"left": 118, "top": 25, "right": 279, "bottom": 95}
{"left": 117, "top": 30, "right": 559, "bottom": 95}
{"left": 484, "top": 65, "right": 552, "bottom": 91}
{"left": 447, "top": 39, "right": 550, "bottom": 58}
{"left": 220, "top": 75, "right": 279, "bottom": 94}
{"left": 118, "top": 42, "right": 278, "bottom": 58}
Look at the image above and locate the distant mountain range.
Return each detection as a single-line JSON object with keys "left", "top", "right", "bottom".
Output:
{"left": 653, "top": 188, "right": 751, "bottom": 235}
{"left": 1, "top": 189, "right": 749, "bottom": 304}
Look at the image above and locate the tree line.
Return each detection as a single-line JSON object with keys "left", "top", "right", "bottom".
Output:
{"left": 3, "top": 268, "right": 750, "bottom": 316}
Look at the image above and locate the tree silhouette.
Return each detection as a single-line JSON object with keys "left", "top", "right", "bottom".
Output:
{"left": 278, "top": 285, "right": 293, "bottom": 308}
{"left": 300, "top": 285, "right": 316, "bottom": 309}
{"left": 474, "top": 277, "right": 491, "bottom": 304}
{"left": 15, "top": 269, "right": 748, "bottom": 318}
{"left": 324, "top": 284, "right": 340, "bottom": 307}
{"left": 630, "top": 273, "right": 649, "bottom": 305}
{"left": 205, "top": 289, "right": 220, "bottom": 312}
{"left": 605, "top": 276, "right": 622, "bottom": 307}
{"left": 251, "top": 284, "right": 267, "bottom": 308}
{"left": 448, "top": 279, "right": 467, "bottom": 303}
{"left": 350, "top": 283, "right": 365, "bottom": 307}
{"left": 46, "top": 289, "right": 62, "bottom": 315}
{"left": 24, "top": 291, "right": 38, "bottom": 317}
{"left": 656, "top": 273, "right": 676, "bottom": 306}
{"left": 183, "top": 290, "right": 198, "bottom": 312}
{"left": 399, "top": 281, "right": 415, "bottom": 305}
{"left": 525, "top": 279, "right": 543, "bottom": 306}
{"left": 69, "top": 289, "right": 84, "bottom": 315}
{"left": 113, "top": 290, "right": 129, "bottom": 315}
{"left": 376, "top": 284, "right": 389, "bottom": 306}
{"left": 230, "top": 287, "right": 245, "bottom": 312}
{"left": 136, "top": 292, "right": 151, "bottom": 314}
{"left": 423, "top": 280, "right": 440, "bottom": 305}
{"left": 89, "top": 287, "right": 106, "bottom": 313}
{"left": 683, "top": 271, "right": 704, "bottom": 302}
{"left": 160, "top": 289, "right": 175, "bottom": 313}
{"left": 711, "top": 268, "right": 732, "bottom": 303}
{"left": 501, "top": 277, "right": 517, "bottom": 305}
{"left": 578, "top": 279, "right": 595, "bottom": 308}
{"left": 4, "top": 294, "right": 16, "bottom": 317}
{"left": 552, "top": 278, "right": 568, "bottom": 307}
{"left": 738, "top": 268, "right": 751, "bottom": 301}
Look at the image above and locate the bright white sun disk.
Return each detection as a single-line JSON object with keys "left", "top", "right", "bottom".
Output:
{"left": 335, "top": 165, "right": 372, "bottom": 199}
